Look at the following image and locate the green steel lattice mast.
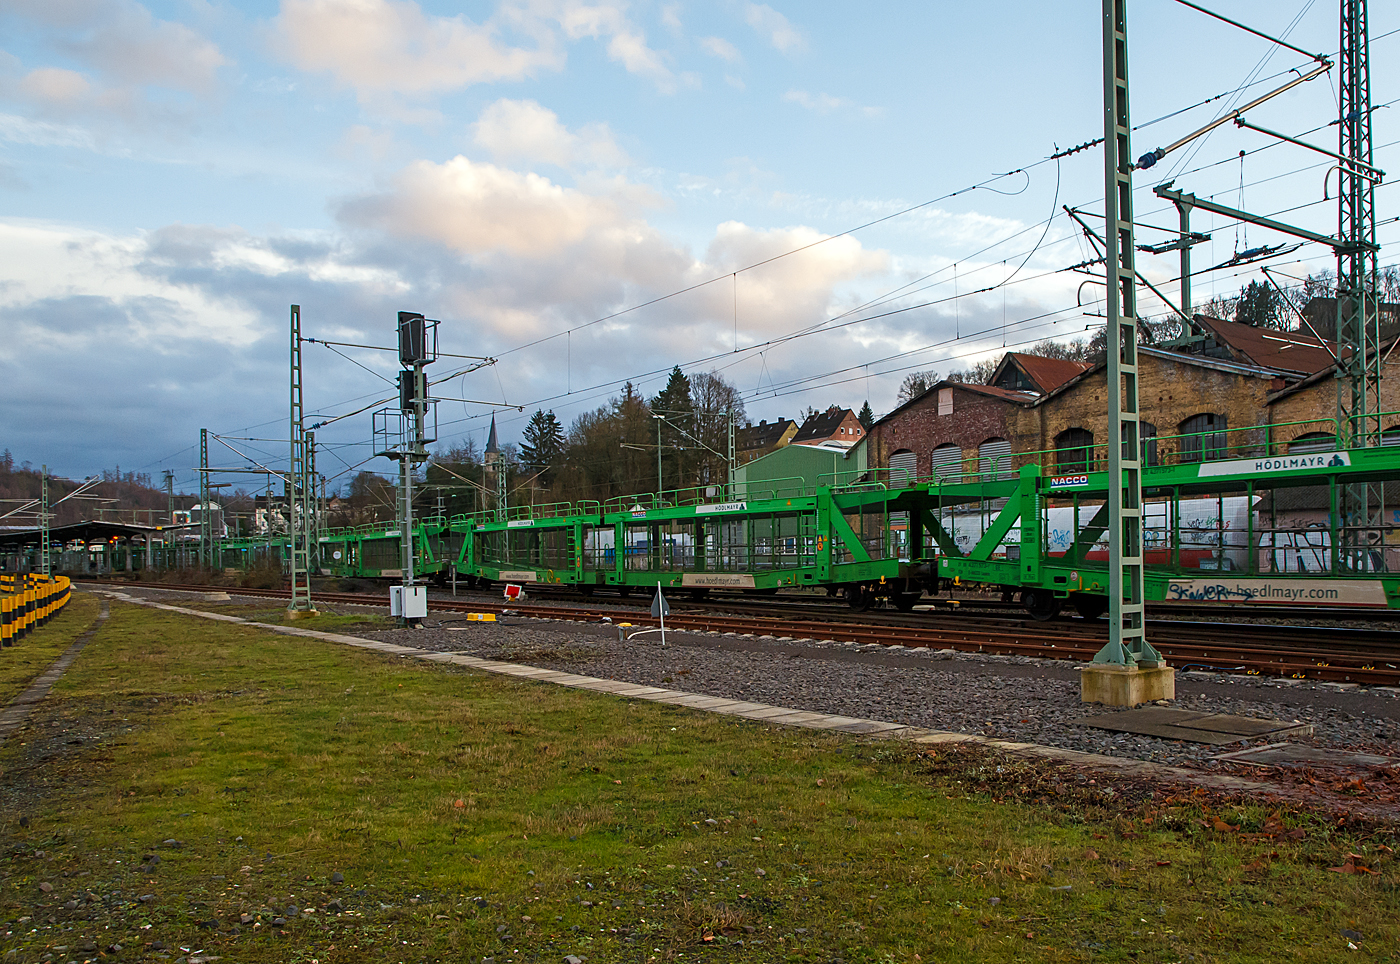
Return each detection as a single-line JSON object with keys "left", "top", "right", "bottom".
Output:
{"left": 199, "top": 429, "right": 211, "bottom": 570}
{"left": 288, "top": 305, "right": 315, "bottom": 613}
{"left": 1096, "top": 0, "right": 1162, "bottom": 668}
{"left": 1337, "top": 0, "right": 1384, "bottom": 570}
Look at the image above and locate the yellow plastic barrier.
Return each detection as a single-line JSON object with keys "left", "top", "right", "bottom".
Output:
{"left": 1, "top": 573, "right": 71, "bottom": 646}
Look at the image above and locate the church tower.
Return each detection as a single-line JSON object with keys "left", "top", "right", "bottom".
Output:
{"left": 484, "top": 415, "right": 500, "bottom": 472}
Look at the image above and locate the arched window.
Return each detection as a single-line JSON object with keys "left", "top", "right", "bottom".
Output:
{"left": 931, "top": 443, "right": 963, "bottom": 482}
{"left": 978, "top": 437, "right": 1011, "bottom": 481}
{"left": 1055, "top": 428, "right": 1093, "bottom": 474}
{"left": 888, "top": 449, "right": 917, "bottom": 488}
{"left": 1178, "top": 413, "right": 1227, "bottom": 463}
{"left": 1139, "top": 422, "right": 1158, "bottom": 467}
{"left": 1289, "top": 431, "right": 1336, "bottom": 454}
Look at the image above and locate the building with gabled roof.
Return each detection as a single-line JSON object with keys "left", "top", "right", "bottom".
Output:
{"left": 736, "top": 417, "right": 798, "bottom": 464}
{"left": 988, "top": 352, "right": 1094, "bottom": 394}
{"left": 791, "top": 407, "right": 866, "bottom": 450}
{"left": 1167, "top": 314, "right": 1340, "bottom": 378}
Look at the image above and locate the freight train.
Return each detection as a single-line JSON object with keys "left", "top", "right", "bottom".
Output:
{"left": 219, "top": 441, "right": 1400, "bottom": 618}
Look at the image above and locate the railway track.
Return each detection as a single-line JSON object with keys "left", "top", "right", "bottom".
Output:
{"left": 436, "top": 581, "right": 1400, "bottom": 625}
{"left": 85, "top": 580, "right": 1400, "bottom": 686}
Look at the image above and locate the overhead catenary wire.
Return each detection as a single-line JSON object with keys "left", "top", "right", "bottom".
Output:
{"left": 179, "top": 23, "right": 1400, "bottom": 469}
{"left": 1171, "top": 0, "right": 1329, "bottom": 63}
{"left": 265, "top": 29, "right": 1400, "bottom": 469}
{"left": 481, "top": 131, "right": 1397, "bottom": 431}
{"left": 301, "top": 76, "right": 1394, "bottom": 441}
{"left": 1156, "top": 0, "right": 1320, "bottom": 183}
{"left": 444, "top": 129, "right": 1380, "bottom": 432}
{"left": 200, "top": 20, "right": 1400, "bottom": 481}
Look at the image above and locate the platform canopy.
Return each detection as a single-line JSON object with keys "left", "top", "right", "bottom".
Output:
{"left": 0, "top": 520, "right": 180, "bottom": 550}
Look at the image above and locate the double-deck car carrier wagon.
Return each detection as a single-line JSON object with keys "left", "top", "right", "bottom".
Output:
{"left": 222, "top": 423, "right": 1400, "bottom": 618}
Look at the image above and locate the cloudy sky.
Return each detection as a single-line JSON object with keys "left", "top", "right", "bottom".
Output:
{"left": 3, "top": 0, "right": 1397, "bottom": 490}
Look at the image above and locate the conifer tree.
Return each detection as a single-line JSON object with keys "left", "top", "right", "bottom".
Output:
{"left": 650, "top": 366, "right": 694, "bottom": 493}
{"left": 857, "top": 401, "right": 874, "bottom": 429}
{"left": 519, "top": 409, "right": 566, "bottom": 484}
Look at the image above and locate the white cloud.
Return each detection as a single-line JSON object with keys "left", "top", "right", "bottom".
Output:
{"left": 66, "top": 2, "right": 227, "bottom": 93}
{"left": 701, "top": 220, "right": 888, "bottom": 335}
{"left": 0, "top": 175, "right": 918, "bottom": 478}
{"left": 18, "top": 68, "right": 92, "bottom": 104}
{"left": 743, "top": 3, "right": 803, "bottom": 53}
{"left": 338, "top": 155, "right": 643, "bottom": 258}
{"left": 1, "top": 0, "right": 228, "bottom": 129}
{"left": 781, "top": 90, "right": 881, "bottom": 118}
{"left": 0, "top": 215, "right": 402, "bottom": 479}
{"left": 2, "top": 1, "right": 115, "bottom": 29}
{"left": 606, "top": 30, "right": 672, "bottom": 83}
{"left": 544, "top": 0, "right": 675, "bottom": 89}
{"left": 699, "top": 36, "right": 740, "bottom": 62}
{"left": 273, "top": 0, "right": 680, "bottom": 106}
{"left": 0, "top": 112, "right": 99, "bottom": 150}
{"left": 472, "top": 98, "right": 628, "bottom": 169}
{"left": 273, "top": 0, "right": 562, "bottom": 100}
{"left": 333, "top": 150, "right": 891, "bottom": 356}
{"left": 783, "top": 89, "right": 847, "bottom": 114}
{"left": 7, "top": 0, "right": 227, "bottom": 93}
{"left": 660, "top": 3, "right": 683, "bottom": 34}
{"left": 0, "top": 218, "right": 262, "bottom": 350}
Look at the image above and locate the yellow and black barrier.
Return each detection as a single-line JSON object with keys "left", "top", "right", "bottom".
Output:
{"left": 0, "top": 573, "right": 72, "bottom": 647}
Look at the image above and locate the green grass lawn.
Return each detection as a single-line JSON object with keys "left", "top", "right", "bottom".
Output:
{"left": 0, "top": 592, "right": 100, "bottom": 706}
{"left": 0, "top": 596, "right": 1395, "bottom": 963}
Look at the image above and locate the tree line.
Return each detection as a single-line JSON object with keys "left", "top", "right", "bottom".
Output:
{"left": 373, "top": 366, "right": 752, "bottom": 522}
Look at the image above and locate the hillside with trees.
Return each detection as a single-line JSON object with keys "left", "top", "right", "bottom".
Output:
{"left": 0, "top": 452, "right": 198, "bottom": 527}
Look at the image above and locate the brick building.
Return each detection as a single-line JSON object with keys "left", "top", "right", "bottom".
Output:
{"left": 863, "top": 315, "right": 1400, "bottom": 483}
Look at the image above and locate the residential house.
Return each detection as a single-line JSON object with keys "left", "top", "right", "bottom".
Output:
{"left": 791, "top": 407, "right": 866, "bottom": 450}
{"left": 736, "top": 418, "right": 798, "bottom": 465}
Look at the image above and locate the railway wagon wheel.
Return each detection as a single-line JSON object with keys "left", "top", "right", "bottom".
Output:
{"left": 1072, "top": 594, "right": 1108, "bottom": 620}
{"left": 844, "top": 584, "right": 874, "bottom": 612}
{"left": 1020, "top": 587, "right": 1062, "bottom": 621}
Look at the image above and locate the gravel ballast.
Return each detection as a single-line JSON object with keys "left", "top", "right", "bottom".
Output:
{"left": 353, "top": 610, "right": 1400, "bottom": 770}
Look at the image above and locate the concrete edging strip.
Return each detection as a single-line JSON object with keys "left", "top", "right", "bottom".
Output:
{"left": 91, "top": 590, "right": 1274, "bottom": 795}
{"left": 0, "top": 599, "right": 111, "bottom": 742}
